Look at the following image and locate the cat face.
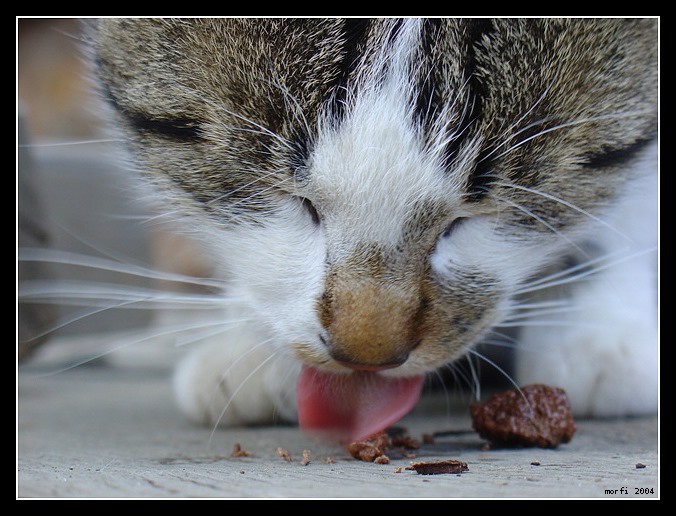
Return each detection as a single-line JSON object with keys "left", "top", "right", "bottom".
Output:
{"left": 91, "top": 18, "right": 657, "bottom": 380}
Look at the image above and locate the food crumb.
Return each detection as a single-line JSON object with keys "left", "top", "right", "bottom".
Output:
{"left": 276, "top": 447, "right": 292, "bottom": 462}
{"left": 231, "top": 443, "right": 252, "bottom": 457}
{"left": 347, "top": 431, "right": 390, "bottom": 462}
{"left": 301, "top": 449, "right": 311, "bottom": 466}
{"left": 374, "top": 455, "right": 390, "bottom": 464}
{"left": 635, "top": 463, "right": 647, "bottom": 469}
{"left": 530, "top": 461, "right": 541, "bottom": 466}
{"left": 325, "top": 456, "right": 334, "bottom": 464}
{"left": 407, "top": 459, "right": 469, "bottom": 475}
{"left": 394, "top": 466, "right": 403, "bottom": 473}
{"left": 347, "top": 430, "right": 423, "bottom": 463}
{"left": 391, "top": 435, "right": 420, "bottom": 449}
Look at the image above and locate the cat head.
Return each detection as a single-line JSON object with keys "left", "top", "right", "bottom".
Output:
{"left": 90, "top": 18, "right": 657, "bottom": 379}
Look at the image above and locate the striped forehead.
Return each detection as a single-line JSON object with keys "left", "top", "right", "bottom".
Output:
{"left": 305, "top": 20, "right": 471, "bottom": 247}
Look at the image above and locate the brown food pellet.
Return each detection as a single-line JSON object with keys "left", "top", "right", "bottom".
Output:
{"left": 407, "top": 459, "right": 469, "bottom": 475}
{"left": 230, "top": 443, "right": 252, "bottom": 457}
{"left": 636, "top": 463, "right": 647, "bottom": 469}
{"left": 276, "top": 447, "right": 292, "bottom": 462}
{"left": 347, "top": 431, "right": 390, "bottom": 462}
{"left": 347, "top": 430, "right": 423, "bottom": 463}
{"left": 391, "top": 435, "right": 420, "bottom": 449}
{"left": 374, "top": 455, "right": 390, "bottom": 464}
{"left": 470, "top": 384, "right": 576, "bottom": 448}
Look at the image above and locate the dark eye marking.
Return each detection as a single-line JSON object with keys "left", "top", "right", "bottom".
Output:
{"left": 441, "top": 217, "right": 468, "bottom": 238}
{"left": 124, "top": 113, "right": 203, "bottom": 141}
{"left": 297, "top": 196, "right": 321, "bottom": 225}
{"left": 581, "top": 137, "right": 655, "bottom": 169}
{"left": 99, "top": 80, "right": 203, "bottom": 142}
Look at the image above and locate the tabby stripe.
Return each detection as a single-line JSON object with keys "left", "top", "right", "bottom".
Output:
{"left": 326, "top": 18, "right": 372, "bottom": 124}
{"left": 582, "top": 136, "right": 657, "bottom": 169}
{"left": 457, "top": 19, "right": 496, "bottom": 202}
{"left": 97, "top": 72, "right": 202, "bottom": 142}
{"left": 124, "top": 115, "right": 202, "bottom": 141}
{"left": 413, "top": 18, "right": 444, "bottom": 130}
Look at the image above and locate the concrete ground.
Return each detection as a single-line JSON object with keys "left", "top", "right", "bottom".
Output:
{"left": 17, "top": 337, "right": 659, "bottom": 499}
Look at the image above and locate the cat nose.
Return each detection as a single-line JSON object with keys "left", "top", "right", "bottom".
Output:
{"left": 332, "top": 353, "right": 410, "bottom": 372}
{"left": 318, "top": 280, "right": 423, "bottom": 370}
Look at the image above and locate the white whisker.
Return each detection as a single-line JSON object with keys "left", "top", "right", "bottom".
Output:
{"left": 206, "top": 169, "right": 285, "bottom": 206}
{"left": 503, "top": 305, "right": 580, "bottom": 323}
{"left": 491, "top": 110, "right": 653, "bottom": 163}
{"left": 514, "top": 246, "right": 656, "bottom": 296}
{"left": 18, "top": 247, "right": 225, "bottom": 291}
{"left": 496, "top": 181, "right": 634, "bottom": 242}
{"left": 19, "top": 279, "right": 229, "bottom": 308}
{"left": 30, "top": 317, "right": 237, "bottom": 376}
{"left": 491, "top": 191, "right": 586, "bottom": 254}
{"left": 466, "top": 348, "right": 521, "bottom": 395}
{"left": 209, "top": 341, "right": 281, "bottom": 443}
{"left": 18, "top": 138, "right": 121, "bottom": 149}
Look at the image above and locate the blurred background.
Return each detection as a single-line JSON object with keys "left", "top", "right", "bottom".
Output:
{"left": 18, "top": 18, "right": 205, "bottom": 367}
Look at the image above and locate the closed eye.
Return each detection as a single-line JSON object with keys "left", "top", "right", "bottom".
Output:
{"left": 441, "top": 217, "right": 468, "bottom": 238}
{"left": 102, "top": 86, "right": 204, "bottom": 141}
{"left": 298, "top": 196, "right": 321, "bottom": 225}
{"left": 126, "top": 114, "right": 203, "bottom": 141}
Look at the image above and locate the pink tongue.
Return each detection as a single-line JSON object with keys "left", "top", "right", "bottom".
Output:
{"left": 297, "top": 365, "right": 424, "bottom": 442}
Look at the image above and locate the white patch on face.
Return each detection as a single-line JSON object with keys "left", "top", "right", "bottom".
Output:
{"left": 303, "top": 20, "right": 469, "bottom": 258}
{"left": 430, "top": 216, "right": 551, "bottom": 292}
{"left": 204, "top": 202, "right": 327, "bottom": 351}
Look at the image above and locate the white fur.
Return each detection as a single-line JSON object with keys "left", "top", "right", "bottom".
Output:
{"left": 515, "top": 142, "right": 658, "bottom": 416}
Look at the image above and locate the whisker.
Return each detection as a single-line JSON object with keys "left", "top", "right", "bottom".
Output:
{"left": 18, "top": 247, "right": 225, "bottom": 291}
{"left": 19, "top": 280, "right": 229, "bottom": 308}
{"left": 494, "top": 319, "right": 599, "bottom": 329}
{"left": 208, "top": 341, "right": 281, "bottom": 443}
{"left": 491, "top": 110, "right": 653, "bottom": 163}
{"left": 490, "top": 191, "right": 586, "bottom": 254}
{"left": 502, "top": 300, "right": 579, "bottom": 322}
{"left": 30, "top": 317, "right": 238, "bottom": 376}
{"left": 18, "top": 138, "right": 121, "bottom": 148}
{"left": 206, "top": 169, "right": 285, "bottom": 206}
{"left": 261, "top": 73, "right": 313, "bottom": 147}
{"left": 514, "top": 246, "right": 656, "bottom": 296}
{"left": 211, "top": 104, "right": 296, "bottom": 155}
{"left": 466, "top": 348, "right": 520, "bottom": 393}
{"left": 478, "top": 80, "right": 557, "bottom": 164}
{"left": 496, "top": 181, "right": 635, "bottom": 242}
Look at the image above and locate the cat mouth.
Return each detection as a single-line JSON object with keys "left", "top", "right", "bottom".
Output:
{"left": 296, "top": 364, "right": 424, "bottom": 442}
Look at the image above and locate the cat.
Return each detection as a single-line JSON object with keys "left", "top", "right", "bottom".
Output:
{"left": 86, "top": 18, "right": 658, "bottom": 441}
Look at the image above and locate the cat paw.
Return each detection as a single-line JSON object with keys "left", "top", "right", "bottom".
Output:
{"left": 173, "top": 331, "right": 299, "bottom": 427}
{"left": 515, "top": 303, "right": 657, "bottom": 418}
